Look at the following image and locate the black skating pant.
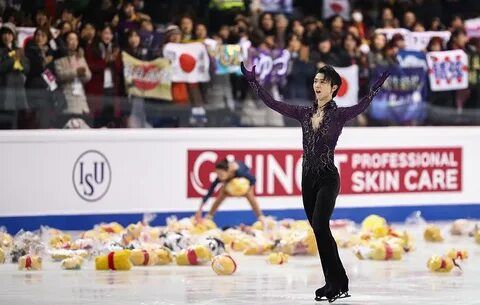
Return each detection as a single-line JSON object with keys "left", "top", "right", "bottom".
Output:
{"left": 302, "top": 167, "right": 348, "bottom": 291}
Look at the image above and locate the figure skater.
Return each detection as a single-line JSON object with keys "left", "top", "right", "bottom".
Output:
{"left": 195, "top": 158, "right": 264, "bottom": 221}
{"left": 241, "top": 62, "right": 389, "bottom": 303}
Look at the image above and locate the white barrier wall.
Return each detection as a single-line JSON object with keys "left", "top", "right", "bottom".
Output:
{"left": 0, "top": 127, "right": 478, "bottom": 228}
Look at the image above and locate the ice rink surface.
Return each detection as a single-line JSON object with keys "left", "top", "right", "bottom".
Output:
{"left": 0, "top": 222, "right": 479, "bottom": 305}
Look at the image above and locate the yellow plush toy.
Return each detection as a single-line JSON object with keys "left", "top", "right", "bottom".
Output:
{"left": 190, "top": 217, "right": 217, "bottom": 235}
{"left": 355, "top": 241, "right": 402, "bottom": 260}
{"left": 369, "top": 241, "right": 403, "bottom": 260}
{"left": 276, "top": 229, "right": 317, "bottom": 256}
{"left": 243, "top": 240, "right": 274, "bottom": 255}
{"left": 424, "top": 225, "right": 444, "bottom": 242}
{"left": 393, "top": 231, "right": 415, "bottom": 252}
{"left": 176, "top": 245, "right": 212, "bottom": 265}
{"left": 475, "top": 229, "right": 480, "bottom": 244}
{"left": 211, "top": 254, "right": 237, "bottom": 275}
{"left": 95, "top": 250, "right": 132, "bottom": 271}
{"left": 99, "top": 222, "right": 124, "bottom": 234}
{"left": 252, "top": 216, "right": 277, "bottom": 231}
{"left": 361, "top": 215, "right": 387, "bottom": 232}
{"left": 225, "top": 177, "right": 250, "bottom": 196}
{"left": 61, "top": 256, "right": 84, "bottom": 270}
{"left": 49, "top": 233, "right": 72, "bottom": 248}
{"left": 267, "top": 252, "right": 289, "bottom": 264}
{"left": 154, "top": 247, "right": 173, "bottom": 265}
{"left": 18, "top": 255, "right": 42, "bottom": 270}
{"left": 427, "top": 255, "right": 454, "bottom": 272}
{"left": 130, "top": 249, "right": 157, "bottom": 266}
{"left": 0, "top": 248, "right": 5, "bottom": 263}
{"left": 0, "top": 231, "right": 13, "bottom": 249}
{"left": 446, "top": 249, "right": 468, "bottom": 261}
{"left": 229, "top": 238, "right": 251, "bottom": 252}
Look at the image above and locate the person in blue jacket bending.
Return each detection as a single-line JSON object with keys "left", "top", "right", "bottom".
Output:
{"left": 195, "top": 158, "right": 264, "bottom": 221}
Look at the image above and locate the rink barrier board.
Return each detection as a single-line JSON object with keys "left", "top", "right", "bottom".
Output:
{"left": 0, "top": 203, "right": 479, "bottom": 233}
{"left": 1, "top": 127, "right": 480, "bottom": 233}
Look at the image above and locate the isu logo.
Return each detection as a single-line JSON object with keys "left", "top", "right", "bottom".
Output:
{"left": 73, "top": 150, "right": 112, "bottom": 202}
{"left": 187, "top": 148, "right": 462, "bottom": 198}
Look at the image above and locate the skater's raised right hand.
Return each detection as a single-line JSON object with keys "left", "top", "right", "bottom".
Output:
{"left": 240, "top": 62, "right": 257, "bottom": 82}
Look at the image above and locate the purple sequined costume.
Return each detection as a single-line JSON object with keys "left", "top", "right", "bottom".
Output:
{"left": 246, "top": 78, "right": 376, "bottom": 298}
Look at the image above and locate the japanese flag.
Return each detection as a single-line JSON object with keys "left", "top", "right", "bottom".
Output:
{"left": 333, "top": 65, "right": 359, "bottom": 107}
{"left": 323, "top": 0, "right": 351, "bottom": 21}
{"left": 163, "top": 42, "right": 211, "bottom": 83}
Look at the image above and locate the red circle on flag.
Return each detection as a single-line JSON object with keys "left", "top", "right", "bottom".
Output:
{"left": 179, "top": 53, "right": 196, "bottom": 73}
{"left": 330, "top": 3, "right": 344, "bottom": 14}
{"left": 337, "top": 76, "right": 348, "bottom": 97}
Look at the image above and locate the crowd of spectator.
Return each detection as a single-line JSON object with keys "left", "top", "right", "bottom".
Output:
{"left": 0, "top": 0, "right": 479, "bottom": 129}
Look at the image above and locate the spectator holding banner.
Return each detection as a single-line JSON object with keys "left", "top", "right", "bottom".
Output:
{"left": 448, "top": 29, "right": 470, "bottom": 113}
{"left": 124, "top": 28, "right": 152, "bottom": 128}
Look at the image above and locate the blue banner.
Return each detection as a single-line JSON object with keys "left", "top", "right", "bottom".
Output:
{"left": 397, "top": 50, "right": 427, "bottom": 69}
{"left": 369, "top": 66, "right": 428, "bottom": 123}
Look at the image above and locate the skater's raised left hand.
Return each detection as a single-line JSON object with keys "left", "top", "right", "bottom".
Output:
{"left": 240, "top": 62, "right": 257, "bottom": 82}
{"left": 370, "top": 71, "right": 390, "bottom": 96}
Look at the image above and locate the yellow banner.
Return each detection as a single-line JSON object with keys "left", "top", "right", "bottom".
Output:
{"left": 122, "top": 52, "right": 172, "bottom": 101}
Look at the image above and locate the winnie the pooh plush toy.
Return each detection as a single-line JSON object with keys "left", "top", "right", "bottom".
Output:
{"left": 427, "top": 255, "right": 455, "bottom": 272}
{"left": 267, "top": 252, "right": 289, "bottom": 264}
{"left": 154, "top": 247, "right": 173, "bottom": 265}
{"left": 95, "top": 250, "right": 132, "bottom": 270}
{"left": 61, "top": 255, "right": 84, "bottom": 270}
{"left": 130, "top": 249, "right": 158, "bottom": 266}
{"left": 243, "top": 239, "right": 274, "bottom": 255}
{"left": 225, "top": 177, "right": 250, "bottom": 196}
{"left": 0, "top": 231, "right": 13, "bottom": 249}
{"left": 211, "top": 254, "right": 237, "bottom": 275}
{"left": 98, "top": 222, "right": 124, "bottom": 234}
{"left": 424, "top": 225, "right": 444, "bottom": 242}
{"left": 475, "top": 229, "right": 480, "bottom": 244}
{"left": 354, "top": 241, "right": 402, "bottom": 260}
{"left": 446, "top": 249, "right": 468, "bottom": 261}
{"left": 18, "top": 255, "right": 42, "bottom": 270}
{"left": 175, "top": 245, "right": 212, "bottom": 265}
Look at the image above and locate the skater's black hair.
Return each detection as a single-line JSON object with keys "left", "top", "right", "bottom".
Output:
{"left": 215, "top": 159, "right": 229, "bottom": 171}
{"left": 316, "top": 65, "right": 342, "bottom": 98}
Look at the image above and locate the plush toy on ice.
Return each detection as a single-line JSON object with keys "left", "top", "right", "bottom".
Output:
{"left": 354, "top": 241, "right": 403, "bottom": 260}
{"left": 211, "top": 254, "right": 237, "bottom": 275}
{"left": 175, "top": 245, "right": 212, "bottom": 265}
{"left": 18, "top": 255, "right": 42, "bottom": 270}
{"left": 446, "top": 249, "right": 468, "bottom": 261}
{"left": 267, "top": 252, "right": 289, "bottom": 264}
{"left": 130, "top": 249, "right": 158, "bottom": 266}
{"left": 424, "top": 225, "right": 444, "bottom": 242}
{"left": 61, "top": 255, "right": 84, "bottom": 270}
{"left": 154, "top": 247, "right": 173, "bottom": 265}
{"left": 95, "top": 250, "right": 132, "bottom": 270}
{"left": 427, "top": 255, "right": 455, "bottom": 272}
{"left": 0, "top": 230, "right": 13, "bottom": 249}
